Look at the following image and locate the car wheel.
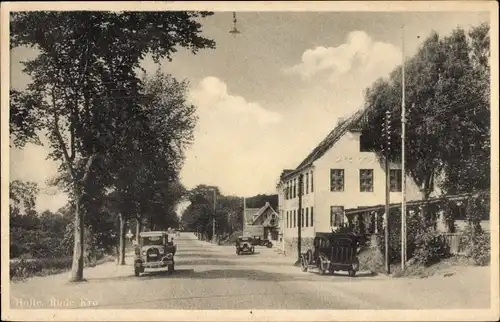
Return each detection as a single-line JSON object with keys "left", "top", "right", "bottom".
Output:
{"left": 301, "top": 259, "right": 308, "bottom": 272}
{"left": 319, "top": 260, "right": 328, "bottom": 276}
{"left": 134, "top": 267, "right": 140, "bottom": 277}
{"left": 266, "top": 242, "right": 272, "bottom": 248}
{"left": 348, "top": 269, "right": 356, "bottom": 277}
{"left": 251, "top": 247, "right": 255, "bottom": 254}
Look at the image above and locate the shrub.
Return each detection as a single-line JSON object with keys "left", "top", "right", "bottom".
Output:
{"left": 375, "top": 208, "right": 424, "bottom": 264}
{"left": 413, "top": 229, "right": 450, "bottom": 266}
{"left": 460, "top": 192, "right": 491, "bottom": 266}
{"left": 10, "top": 257, "right": 73, "bottom": 280}
{"left": 462, "top": 226, "right": 490, "bottom": 266}
{"left": 358, "top": 240, "right": 385, "bottom": 273}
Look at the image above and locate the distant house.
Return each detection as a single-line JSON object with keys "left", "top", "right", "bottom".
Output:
{"left": 243, "top": 202, "right": 280, "bottom": 241}
{"left": 276, "top": 108, "right": 439, "bottom": 256}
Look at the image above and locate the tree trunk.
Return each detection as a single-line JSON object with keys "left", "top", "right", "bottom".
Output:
{"left": 136, "top": 217, "right": 141, "bottom": 244}
{"left": 119, "top": 213, "right": 126, "bottom": 265}
{"left": 420, "top": 169, "right": 435, "bottom": 228}
{"left": 69, "top": 199, "right": 84, "bottom": 282}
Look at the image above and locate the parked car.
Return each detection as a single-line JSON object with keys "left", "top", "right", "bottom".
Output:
{"left": 235, "top": 236, "right": 255, "bottom": 255}
{"left": 134, "top": 231, "right": 177, "bottom": 276}
{"left": 251, "top": 236, "right": 273, "bottom": 248}
{"left": 300, "top": 232, "right": 361, "bottom": 277}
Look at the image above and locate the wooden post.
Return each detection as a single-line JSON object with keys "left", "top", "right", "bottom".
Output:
{"left": 384, "top": 112, "right": 391, "bottom": 275}
{"left": 297, "top": 174, "right": 303, "bottom": 260}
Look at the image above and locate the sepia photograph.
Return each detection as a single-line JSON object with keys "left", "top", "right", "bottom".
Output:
{"left": 1, "top": 1, "right": 498, "bottom": 321}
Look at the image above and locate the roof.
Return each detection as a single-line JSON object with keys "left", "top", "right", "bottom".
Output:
{"left": 244, "top": 208, "right": 260, "bottom": 225}
{"left": 344, "top": 191, "right": 487, "bottom": 216}
{"left": 281, "top": 107, "right": 370, "bottom": 180}
{"left": 250, "top": 202, "right": 278, "bottom": 225}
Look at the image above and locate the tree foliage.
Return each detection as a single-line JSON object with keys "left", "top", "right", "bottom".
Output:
{"left": 10, "top": 11, "right": 215, "bottom": 281}
{"left": 361, "top": 23, "right": 490, "bottom": 197}
{"left": 9, "top": 180, "right": 39, "bottom": 217}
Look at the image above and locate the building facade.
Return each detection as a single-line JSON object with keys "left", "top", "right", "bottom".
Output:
{"left": 277, "top": 110, "right": 431, "bottom": 257}
{"left": 243, "top": 202, "right": 280, "bottom": 241}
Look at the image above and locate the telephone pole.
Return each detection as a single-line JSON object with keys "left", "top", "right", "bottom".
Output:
{"left": 401, "top": 24, "right": 407, "bottom": 270}
{"left": 212, "top": 188, "right": 216, "bottom": 243}
{"left": 297, "top": 174, "right": 303, "bottom": 262}
{"left": 384, "top": 110, "right": 392, "bottom": 274}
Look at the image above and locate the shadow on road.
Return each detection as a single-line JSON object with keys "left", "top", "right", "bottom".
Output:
{"left": 86, "top": 267, "right": 377, "bottom": 284}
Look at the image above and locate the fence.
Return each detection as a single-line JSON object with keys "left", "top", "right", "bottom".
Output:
{"left": 441, "top": 233, "right": 466, "bottom": 255}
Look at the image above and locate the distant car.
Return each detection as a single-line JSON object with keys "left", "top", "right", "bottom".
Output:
{"left": 235, "top": 236, "right": 255, "bottom": 255}
{"left": 251, "top": 236, "right": 273, "bottom": 248}
{"left": 134, "top": 231, "right": 177, "bottom": 276}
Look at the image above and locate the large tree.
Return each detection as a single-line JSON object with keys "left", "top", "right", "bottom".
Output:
{"left": 10, "top": 11, "right": 215, "bottom": 281}
{"left": 360, "top": 23, "right": 490, "bottom": 223}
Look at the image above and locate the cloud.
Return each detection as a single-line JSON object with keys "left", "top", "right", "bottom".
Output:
{"left": 181, "top": 77, "right": 284, "bottom": 196}
{"left": 285, "top": 30, "right": 402, "bottom": 87}
{"left": 189, "top": 77, "right": 282, "bottom": 125}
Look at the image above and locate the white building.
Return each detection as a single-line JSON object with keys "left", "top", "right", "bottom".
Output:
{"left": 277, "top": 109, "right": 432, "bottom": 256}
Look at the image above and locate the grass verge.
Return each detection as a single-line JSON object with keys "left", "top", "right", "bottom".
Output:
{"left": 10, "top": 255, "right": 115, "bottom": 281}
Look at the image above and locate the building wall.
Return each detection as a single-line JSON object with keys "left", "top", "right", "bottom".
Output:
{"left": 279, "top": 166, "right": 316, "bottom": 242}
{"left": 313, "top": 131, "right": 423, "bottom": 233}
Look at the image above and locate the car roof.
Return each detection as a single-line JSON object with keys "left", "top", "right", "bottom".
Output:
{"left": 139, "top": 231, "right": 168, "bottom": 237}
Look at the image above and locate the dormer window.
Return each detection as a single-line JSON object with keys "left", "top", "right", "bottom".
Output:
{"left": 360, "top": 132, "right": 373, "bottom": 152}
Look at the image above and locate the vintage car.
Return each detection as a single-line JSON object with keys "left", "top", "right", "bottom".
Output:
{"left": 235, "top": 236, "right": 255, "bottom": 255}
{"left": 251, "top": 236, "right": 273, "bottom": 248}
{"left": 134, "top": 231, "right": 177, "bottom": 276}
{"left": 300, "top": 232, "right": 361, "bottom": 277}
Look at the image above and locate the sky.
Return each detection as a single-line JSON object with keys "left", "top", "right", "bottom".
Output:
{"left": 8, "top": 10, "right": 490, "bottom": 213}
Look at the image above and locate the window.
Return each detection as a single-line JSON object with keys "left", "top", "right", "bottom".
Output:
{"left": 360, "top": 132, "right": 373, "bottom": 152}
{"left": 286, "top": 211, "right": 289, "bottom": 228}
{"left": 293, "top": 179, "right": 296, "bottom": 198}
{"left": 330, "top": 169, "right": 344, "bottom": 192}
{"left": 390, "top": 169, "right": 402, "bottom": 192}
{"left": 305, "top": 208, "right": 309, "bottom": 227}
{"left": 330, "top": 206, "right": 345, "bottom": 227}
{"left": 311, "top": 171, "right": 314, "bottom": 192}
{"left": 360, "top": 169, "right": 374, "bottom": 192}
{"left": 293, "top": 210, "right": 296, "bottom": 227}
{"left": 310, "top": 207, "right": 314, "bottom": 226}
{"left": 306, "top": 173, "right": 309, "bottom": 194}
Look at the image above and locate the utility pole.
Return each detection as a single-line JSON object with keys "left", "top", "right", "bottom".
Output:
{"left": 297, "top": 174, "right": 303, "bottom": 261}
{"left": 212, "top": 188, "right": 216, "bottom": 244}
{"left": 242, "top": 197, "right": 246, "bottom": 232}
{"left": 384, "top": 110, "right": 391, "bottom": 275}
{"left": 401, "top": 24, "right": 407, "bottom": 270}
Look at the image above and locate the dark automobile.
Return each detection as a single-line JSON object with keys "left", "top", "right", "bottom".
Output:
{"left": 134, "top": 231, "right": 177, "bottom": 276}
{"left": 251, "top": 236, "right": 273, "bottom": 248}
{"left": 235, "top": 236, "right": 255, "bottom": 255}
{"left": 300, "top": 232, "right": 361, "bottom": 277}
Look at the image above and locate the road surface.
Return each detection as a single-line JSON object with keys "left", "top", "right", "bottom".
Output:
{"left": 9, "top": 232, "right": 490, "bottom": 309}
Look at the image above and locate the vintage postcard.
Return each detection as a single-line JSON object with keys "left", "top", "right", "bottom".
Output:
{"left": 1, "top": 1, "right": 499, "bottom": 321}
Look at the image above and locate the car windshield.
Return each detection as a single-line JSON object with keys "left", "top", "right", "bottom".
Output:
{"left": 142, "top": 236, "right": 165, "bottom": 246}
